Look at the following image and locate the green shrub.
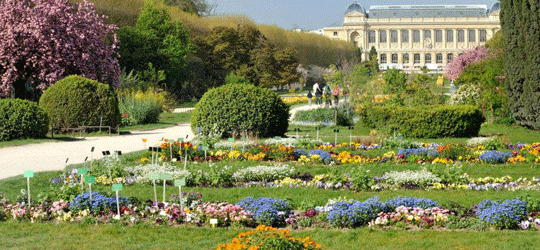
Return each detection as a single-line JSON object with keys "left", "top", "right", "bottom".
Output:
{"left": 39, "top": 75, "right": 120, "bottom": 129}
{"left": 116, "top": 87, "right": 173, "bottom": 126}
{"left": 191, "top": 83, "right": 289, "bottom": 138}
{"left": 360, "top": 105, "right": 484, "bottom": 138}
{"left": 293, "top": 108, "right": 353, "bottom": 126}
{"left": 0, "top": 99, "right": 49, "bottom": 141}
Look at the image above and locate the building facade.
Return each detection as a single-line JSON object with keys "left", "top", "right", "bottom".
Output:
{"left": 323, "top": 1, "right": 501, "bottom": 72}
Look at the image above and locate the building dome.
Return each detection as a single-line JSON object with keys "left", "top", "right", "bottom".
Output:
{"left": 345, "top": 1, "right": 366, "bottom": 15}
{"left": 489, "top": 1, "right": 500, "bottom": 14}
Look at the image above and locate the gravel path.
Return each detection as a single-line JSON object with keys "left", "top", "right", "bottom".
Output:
{"left": 0, "top": 105, "right": 317, "bottom": 180}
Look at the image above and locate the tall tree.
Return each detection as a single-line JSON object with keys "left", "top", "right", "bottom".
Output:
{"left": 502, "top": 0, "right": 540, "bottom": 129}
{"left": 117, "top": 3, "right": 194, "bottom": 95}
{"left": 0, "top": 0, "right": 120, "bottom": 99}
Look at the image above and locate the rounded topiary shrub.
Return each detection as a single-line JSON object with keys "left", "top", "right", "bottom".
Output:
{"left": 191, "top": 84, "right": 289, "bottom": 138}
{"left": 39, "top": 75, "right": 120, "bottom": 129}
{"left": 0, "top": 99, "right": 49, "bottom": 141}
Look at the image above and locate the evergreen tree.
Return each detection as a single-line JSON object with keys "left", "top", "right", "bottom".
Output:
{"left": 502, "top": 0, "right": 540, "bottom": 129}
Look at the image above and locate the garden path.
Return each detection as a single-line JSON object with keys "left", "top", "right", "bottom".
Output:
{"left": 0, "top": 105, "right": 318, "bottom": 180}
{"left": 0, "top": 124, "right": 194, "bottom": 180}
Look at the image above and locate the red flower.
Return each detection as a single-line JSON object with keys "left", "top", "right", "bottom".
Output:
{"left": 122, "top": 113, "right": 128, "bottom": 117}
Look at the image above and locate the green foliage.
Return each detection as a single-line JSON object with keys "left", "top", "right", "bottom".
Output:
{"left": 194, "top": 25, "right": 300, "bottom": 88}
{"left": 224, "top": 72, "right": 251, "bottom": 85}
{"left": 501, "top": 0, "right": 540, "bottom": 129}
{"left": 117, "top": 91, "right": 163, "bottom": 126}
{"left": 293, "top": 108, "right": 353, "bottom": 127}
{"left": 383, "top": 69, "right": 407, "bottom": 105}
{"left": 117, "top": 3, "right": 194, "bottom": 99}
{"left": 191, "top": 83, "right": 289, "bottom": 138}
{"left": 360, "top": 105, "right": 485, "bottom": 138}
{"left": 454, "top": 56, "right": 508, "bottom": 123}
{"left": 39, "top": 75, "right": 120, "bottom": 129}
{"left": 0, "top": 99, "right": 49, "bottom": 141}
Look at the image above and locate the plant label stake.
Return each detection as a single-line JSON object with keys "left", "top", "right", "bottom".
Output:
{"left": 112, "top": 184, "right": 123, "bottom": 216}
{"left": 149, "top": 173, "right": 160, "bottom": 203}
{"left": 64, "top": 158, "right": 69, "bottom": 170}
{"left": 24, "top": 171, "right": 34, "bottom": 206}
{"left": 200, "top": 146, "right": 208, "bottom": 160}
{"left": 175, "top": 178, "right": 186, "bottom": 210}
{"left": 90, "top": 147, "right": 95, "bottom": 170}
{"left": 78, "top": 168, "right": 88, "bottom": 192}
{"left": 210, "top": 218, "right": 218, "bottom": 228}
{"left": 241, "top": 137, "right": 247, "bottom": 153}
{"left": 316, "top": 126, "right": 320, "bottom": 140}
{"left": 334, "top": 129, "right": 339, "bottom": 145}
{"left": 349, "top": 126, "right": 355, "bottom": 149}
{"left": 228, "top": 138, "right": 235, "bottom": 152}
{"left": 169, "top": 139, "right": 174, "bottom": 161}
{"left": 161, "top": 173, "right": 171, "bottom": 203}
{"left": 294, "top": 128, "right": 300, "bottom": 138}
{"left": 86, "top": 176, "right": 95, "bottom": 201}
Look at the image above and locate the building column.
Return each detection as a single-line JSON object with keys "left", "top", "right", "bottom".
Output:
{"left": 465, "top": 29, "right": 469, "bottom": 48}
{"left": 387, "top": 30, "right": 390, "bottom": 49}
{"left": 398, "top": 30, "right": 402, "bottom": 50}
{"left": 442, "top": 29, "right": 446, "bottom": 49}
{"left": 409, "top": 29, "right": 413, "bottom": 49}
{"left": 454, "top": 29, "right": 458, "bottom": 48}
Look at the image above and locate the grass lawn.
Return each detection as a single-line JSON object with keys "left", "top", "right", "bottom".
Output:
{"left": 2, "top": 122, "right": 540, "bottom": 249}
{"left": 120, "top": 111, "right": 192, "bottom": 132}
{"left": 1, "top": 222, "right": 539, "bottom": 249}
{"left": 287, "top": 123, "right": 540, "bottom": 144}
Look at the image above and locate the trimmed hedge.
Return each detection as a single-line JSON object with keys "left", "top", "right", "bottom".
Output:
{"left": 360, "top": 105, "right": 485, "bottom": 138}
{"left": 293, "top": 108, "right": 353, "bottom": 126}
{"left": 191, "top": 84, "right": 289, "bottom": 138}
{"left": 0, "top": 99, "right": 49, "bottom": 141}
{"left": 39, "top": 75, "right": 120, "bottom": 129}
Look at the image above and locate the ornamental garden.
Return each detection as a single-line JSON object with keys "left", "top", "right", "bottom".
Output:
{"left": 2, "top": 0, "right": 540, "bottom": 249}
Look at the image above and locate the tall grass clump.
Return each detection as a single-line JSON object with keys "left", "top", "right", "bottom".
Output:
{"left": 117, "top": 87, "right": 175, "bottom": 126}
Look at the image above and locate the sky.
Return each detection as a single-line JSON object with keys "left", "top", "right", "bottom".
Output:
{"left": 212, "top": 0, "right": 500, "bottom": 30}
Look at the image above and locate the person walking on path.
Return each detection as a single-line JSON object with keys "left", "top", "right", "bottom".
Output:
{"left": 323, "top": 84, "right": 332, "bottom": 107}
{"left": 332, "top": 85, "right": 341, "bottom": 107}
{"left": 307, "top": 90, "right": 313, "bottom": 106}
{"left": 314, "top": 82, "right": 322, "bottom": 105}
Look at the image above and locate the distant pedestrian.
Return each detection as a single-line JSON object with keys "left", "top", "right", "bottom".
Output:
{"left": 314, "top": 83, "right": 322, "bottom": 105}
{"left": 307, "top": 90, "right": 313, "bottom": 106}
{"left": 343, "top": 84, "right": 349, "bottom": 102}
{"left": 323, "top": 84, "right": 332, "bottom": 107}
{"left": 332, "top": 85, "right": 341, "bottom": 106}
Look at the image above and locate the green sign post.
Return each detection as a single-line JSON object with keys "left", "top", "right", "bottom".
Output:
{"left": 162, "top": 173, "right": 171, "bottom": 203}
{"left": 175, "top": 178, "right": 186, "bottom": 210}
{"left": 23, "top": 171, "right": 34, "bottom": 206}
{"left": 78, "top": 168, "right": 88, "bottom": 192}
{"left": 149, "top": 173, "right": 159, "bottom": 202}
{"left": 112, "top": 184, "right": 123, "bottom": 217}
{"left": 86, "top": 176, "right": 96, "bottom": 201}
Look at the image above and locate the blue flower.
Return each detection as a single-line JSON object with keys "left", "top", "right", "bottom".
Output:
{"left": 476, "top": 199, "right": 527, "bottom": 229}
{"left": 478, "top": 151, "right": 512, "bottom": 164}
{"left": 237, "top": 197, "right": 291, "bottom": 227}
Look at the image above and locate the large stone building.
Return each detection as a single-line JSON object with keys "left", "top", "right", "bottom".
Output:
{"left": 323, "top": 1, "right": 501, "bottom": 72}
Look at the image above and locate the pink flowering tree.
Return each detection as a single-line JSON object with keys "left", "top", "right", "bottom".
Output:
{"left": 0, "top": 0, "right": 120, "bottom": 99}
{"left": 446, "top": 46, "right": 490, "bottom": 80}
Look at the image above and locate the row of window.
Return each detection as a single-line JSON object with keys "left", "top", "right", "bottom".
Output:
{"left": 380, "top": 53, "right": 459, "bottom": 64}
{"left": 367, "top": 29, "right": 487, "bottom": 44}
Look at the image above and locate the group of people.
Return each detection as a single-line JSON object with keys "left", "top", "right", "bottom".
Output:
{"left": 307, "top": 83, "right": 348, "bottom": 107}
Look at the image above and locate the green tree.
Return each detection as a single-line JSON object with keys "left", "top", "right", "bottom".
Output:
{"left": 117, "top": 3, "right": 194, "bottom": 96}
{"left": 383, "top": 69, "right": 407, "bottom": 106}
{"left": 162, "top": 0, "right": 216, "bottom": 16}
{"left": 501, "top": 0, "right": 540, "bottom": 129}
